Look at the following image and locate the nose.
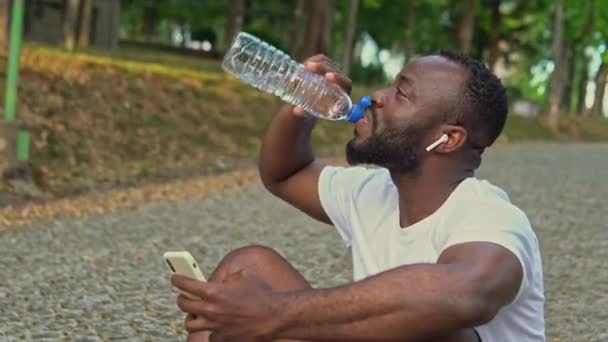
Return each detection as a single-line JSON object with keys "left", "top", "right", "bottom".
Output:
{"left": 371, "top": 90, "right": 385, "bottom": 108}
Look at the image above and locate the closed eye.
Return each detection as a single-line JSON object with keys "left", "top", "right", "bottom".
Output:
{"left": 396, "top": 87, "right": 407, "bottom": 98}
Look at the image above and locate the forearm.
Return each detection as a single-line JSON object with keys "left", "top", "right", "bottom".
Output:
{"left": 259, "top": 105, "right": 317, "bottom": 185}
{"left": 276, "top": 264, "right": 487, "bottom": 341}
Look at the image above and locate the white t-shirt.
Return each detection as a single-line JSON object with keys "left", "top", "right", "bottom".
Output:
{"left": 318, "top": 166, "right": 545, "bottom": 342}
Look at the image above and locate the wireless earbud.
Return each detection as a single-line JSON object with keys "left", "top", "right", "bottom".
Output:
{"left": 425, "top": 133, "right": 449, "bottom": 152}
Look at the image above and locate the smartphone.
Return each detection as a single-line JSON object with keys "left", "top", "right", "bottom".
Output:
{"left": 163, "top": 251, "right": 207, "bottom": 299}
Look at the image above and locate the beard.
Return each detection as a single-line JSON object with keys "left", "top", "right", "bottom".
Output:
{"left": 346, "top": 123, "right": 427, "bottom": 174}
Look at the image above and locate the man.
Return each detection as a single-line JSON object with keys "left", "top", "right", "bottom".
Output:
{"left": 171, "top": 51, "right": 545, "bottom": 341}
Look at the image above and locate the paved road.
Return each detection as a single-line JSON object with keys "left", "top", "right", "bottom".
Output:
{"left": 1, "top": 143, "right": 607, "bottom": 341}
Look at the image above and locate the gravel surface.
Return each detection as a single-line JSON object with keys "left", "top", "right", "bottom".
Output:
{"left": 0, "top": 143, "right": 607, "bottom": 341}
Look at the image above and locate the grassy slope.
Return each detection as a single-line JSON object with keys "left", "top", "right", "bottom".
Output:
{"left": 0, "top": 45, "right": 606, "bottom": 195}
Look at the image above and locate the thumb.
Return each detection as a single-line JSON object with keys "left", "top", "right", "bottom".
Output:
{"left": 292, "top": 106, "right": 308, "bottom": 117}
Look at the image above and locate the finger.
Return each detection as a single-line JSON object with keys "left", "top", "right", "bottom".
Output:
{"left": 172, "top": 274, "right": 219, "bottom": 299}
{"left": 208, "top": 331, "right": 229, "bottom": 342}
{"left": 177, "top": 294, "right": 213, "bottom": 316}
{"left": 187, "top": 331, "right": 212, "bottom": 342}
{"left": 178, "top": 294, "right": 226, "bottom": 320}
{"left": 185, "top": 315, "right": 219, "bottom": 332}
{"left": 325, "top": 72, "right": 353, "bottom": 94}
{"left": 292, "top": 106, "right": 309, "bottom": 117}
{"left": 305, "top": 54, "right": 339, "bottom": 66}
{"left": 303, "top": 61, "right": 340, "bottom": 75}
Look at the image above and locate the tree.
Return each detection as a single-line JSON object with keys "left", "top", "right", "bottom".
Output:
{"left": 562, "top": 48, "right": 579, "bottom": 112}
{"left": 299, "top": 0, "right": 323, "bottom": 59}
{"left": 0, "top": 0, "right": 8, "bottom": 51}
{"left": 403, "top": 0, "right": 414, "bottom": 62}
{"left": 299, "top": 0, "right": 336, "bottom": 59}
{"left": 77, "top": 0, "right": 93, "bottom": 48}
{"left": 63, "top": 0, "right": 80, "bottom": 51}
{"left": 547, "top": 0, "right": 565, "bottom": 131}
{"left": 288, "top": 0, "right": 305, "bottom": 56}
{"left": 456, "top": 0, "right": 475, "bottom": 53}
{"left": 223, "top": 0, "right": 244, "bottom": 51}
{"left": 591, "top": 57, "right": 607, "bottom": 117}
{"left": 319, "top": 0, "right": 334, "bottom": 56}
{"left": 341, "top": 0, "right": 359, "bottom": 76}
{"left": 560, "top": 0, "right": 595, "bottom": 113}
{"left": 486, "top": 0, "right": 501, "bottom": 71}
{"left": 577, "top": 53, "right": 590, "bottom": 115}
{"left": 142, "top": 0, "right": 161, "bottom": 41}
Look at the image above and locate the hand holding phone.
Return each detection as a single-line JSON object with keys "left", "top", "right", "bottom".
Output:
{"left": 163, "top": 251, "right": 207, "bottom": 299}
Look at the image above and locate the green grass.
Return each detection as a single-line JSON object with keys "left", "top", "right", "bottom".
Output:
{"left": 21, "top": 43, "right": 226, "bottom": 83}
{"left": 502, "top": 115, "right": 558, "bottom": 141}
{"left": 82, "top": 46, "right": 224, "bottom": 74}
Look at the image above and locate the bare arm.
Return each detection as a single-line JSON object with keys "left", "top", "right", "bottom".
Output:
{"left": 275, "top": 242, "right": 523, "bottom": 341}
{"left": 258, "top": 103, "right": 330, "bottom": 223}
{"left": 258, "top": 55, "right": 352, "bottom": 224}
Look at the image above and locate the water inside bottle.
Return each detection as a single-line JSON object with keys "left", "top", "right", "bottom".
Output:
{"left": 223, "top": 32, "right": 352, "bottom": 120}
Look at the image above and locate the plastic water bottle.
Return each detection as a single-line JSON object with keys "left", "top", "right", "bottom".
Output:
{"left": 222, "top": 32, "right": 370, "bottom": 122}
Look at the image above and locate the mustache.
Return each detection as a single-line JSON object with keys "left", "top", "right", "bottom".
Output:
{"left": 368, "top": 106, "right": 378, "bottom": 128}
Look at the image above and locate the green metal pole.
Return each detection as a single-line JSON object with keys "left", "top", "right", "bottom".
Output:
{"left": 4, "top": 0, "right": 25, "bottom": 121}
{"left": 4, "top": 0, "right": 24, "bottom": 122}
{"left": 4, "top": 0, "right": 29, "bottom": 163}
{"left": 17, "top": 127, "right": 29, "bottom": 161}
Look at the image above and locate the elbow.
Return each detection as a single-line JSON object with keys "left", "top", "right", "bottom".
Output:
{"left": 456, "top": 283, "right": 503, "bottom": 327}
{"left": 458, "top": 297, "right": 500, "bottom": 327}
{"left": 258, "top": 162, "right": 278, "bottom": 193}
{"left": 258, "top": 167, "right": 282, "bottom": 196}
{"left": 261, "top": 177, "right": 280, "bottom": 195}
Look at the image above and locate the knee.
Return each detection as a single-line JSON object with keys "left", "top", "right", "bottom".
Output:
{"left": 224, "top": 245, "right": 280, "bottom": 265}
{"left": 211, "top": 245, "right": 281, "bottom": 280}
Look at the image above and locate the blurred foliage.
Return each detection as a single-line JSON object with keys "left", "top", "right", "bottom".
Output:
{"left": 117, "top": 0, "right": 607, "bottom": 116}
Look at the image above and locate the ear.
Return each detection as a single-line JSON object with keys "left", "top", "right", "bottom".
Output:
{"left": 431, "top": 125, "right": 468, "bottom": 153}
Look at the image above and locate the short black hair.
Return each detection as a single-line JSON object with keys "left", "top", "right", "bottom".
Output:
{"left": 438, "top": 50, "right": 508, "bottom": 148}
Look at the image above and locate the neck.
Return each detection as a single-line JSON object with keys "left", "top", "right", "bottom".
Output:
{"left": 390, "top": 165, "right": 473, "bottom": 228}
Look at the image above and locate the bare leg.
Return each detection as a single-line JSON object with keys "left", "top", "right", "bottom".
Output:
{"left": 186, "top": 245, "right": 310, "bottom": 342}
{"left": 185, "top": 245, "right": 480, "bottom": 342}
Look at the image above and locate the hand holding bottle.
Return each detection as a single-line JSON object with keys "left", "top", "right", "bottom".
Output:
{"left": 292, "top": 54, "right": 353, "bottom": 118}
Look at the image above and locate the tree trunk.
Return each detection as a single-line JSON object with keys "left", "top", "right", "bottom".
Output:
{"left": 456, "top": 0, "right": 475, "bottom": 53}
{"left": 547, "top": 0, "right": 565, "bottom": 131}
{"left": 487, "top": 0, "right": 501, "bottom": 71}
{"left": 0, "top": 0, "right": 8, "bottom": 51}
{"left": 223, "top": 0, "right": 244, "bottom": 51}
{"left": 76, "top": 0, "right": 92, "bottom": 48}
{"left": 403, "top": 0, "right": 413, "bottom": 62}
{"left": 299, "top": 0, "right": 324, "bottom": 60}
{"left": 288, "top": 0, "right": 305, "bottom": 57}
{"left": 571, "top": 2, "right": 595, "bottom": 115}
{"left": 142, "top": 0, "right": 160, "bottom": 41}
{"left": 591, "top": 60, "right": 607, "bottom": 117}
{"left": 576, "top": 55, "right": 589, "bottom": 115}
{"left": 341, "top": 0, "right": 359, "bottom": 76}
{"left": 562, "top": 47, "right": 578, "bottom": 112}
{"left": 318, "top": 0, "right": 334, "bottom": 56}
{"left": 63, "top": 0, "right": 80, "bottom": 51}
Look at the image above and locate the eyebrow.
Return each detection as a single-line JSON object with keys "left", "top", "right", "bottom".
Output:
{"left": 395, "top": 73, "right": 416, "bottom": 98}
{"left": 396, "top": 73, "right": 415, "bottom": 86}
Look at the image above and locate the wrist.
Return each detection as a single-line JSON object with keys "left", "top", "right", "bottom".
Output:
{"left": 271, "top": 290, "right": 304, "bottom": 337}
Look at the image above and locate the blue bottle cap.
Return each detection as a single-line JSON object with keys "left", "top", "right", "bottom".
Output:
{"left": 347, "top": 96, "right": 372, "bottom": 123}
